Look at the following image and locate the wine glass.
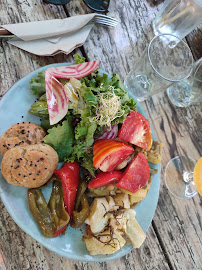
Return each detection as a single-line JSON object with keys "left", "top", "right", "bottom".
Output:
{"left": 124, "top": 34, "right": 193, "bottom": 101}
{"left": 164, "top": 156, "right": 202, "bottom": 199}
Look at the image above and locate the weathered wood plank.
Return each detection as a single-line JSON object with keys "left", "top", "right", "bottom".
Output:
{"left": 66, "top": 1, "right": 202, "bottom": 269}
{"left": 186, "top": 26, "right": 202, "bottom": 60}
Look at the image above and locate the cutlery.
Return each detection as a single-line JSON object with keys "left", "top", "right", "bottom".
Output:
{"left": 0, "top": 15, "right": 119, "bottom": 38}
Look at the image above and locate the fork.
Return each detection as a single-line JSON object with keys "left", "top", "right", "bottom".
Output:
{"left": 0, "top": 15, "right": 119, "bottom": 38}
{"left": 90, "top": 14, "right": 119, "bottom": 27}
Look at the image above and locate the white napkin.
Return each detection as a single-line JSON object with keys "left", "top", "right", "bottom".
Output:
{"left": 1, "top": 14, "right": 96, "bottom": 56}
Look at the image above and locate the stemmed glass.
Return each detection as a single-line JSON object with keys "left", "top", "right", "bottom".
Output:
{"left": 165, "top": 156, "right": 202, "bottom": 199}
{"left": 124, "top": 34, "right": 193, "bottom": 102}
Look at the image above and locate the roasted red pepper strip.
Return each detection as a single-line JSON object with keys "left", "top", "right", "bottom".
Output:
{"left": 54, "top": 161, "right": 80, "bottom": 217}
{"left": 88, "top": 171, "right": 123, "bottom": 189}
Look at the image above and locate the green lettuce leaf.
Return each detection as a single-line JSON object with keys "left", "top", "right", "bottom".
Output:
{"left": 81, "top": 155, "right": 95, "bottom": 177}
{"left": 40, "top": 118, "right": 51, "bottom": 131}
{"left": 73, "top": 54, "right": 86, "bottom": 64}
{"left": 43, "top": 118, "right": 74, "bottom": 161}
{"left": 29, "top": 94, "right": 48, "bottom": 118}
{"left": 30, "top": 71, "right": 46, "bottom": 97}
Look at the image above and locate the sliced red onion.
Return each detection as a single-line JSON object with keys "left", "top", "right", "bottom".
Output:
{"left": 95, "top": 124, "right": 118, "bottom": 141}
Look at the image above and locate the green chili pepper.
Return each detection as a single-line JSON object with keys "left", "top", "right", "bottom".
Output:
{"left": 28, "top": 189, "right": 55, "bottom": 237}
{"left": 74, "top": 180, "right": 88, "bottom": 211}
{"left": 70, "top": 194, "right": 89, "bottom": 228}
{"left": 48, "top": 181, "right": 70, "bottom": 236}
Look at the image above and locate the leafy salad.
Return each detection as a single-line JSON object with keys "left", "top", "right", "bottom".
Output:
{"left": 29, "top": 54, "right": 136, "bottom": 176}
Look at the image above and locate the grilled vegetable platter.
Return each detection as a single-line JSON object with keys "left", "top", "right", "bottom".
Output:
{"left": 0, "top": 55, "right": 162, "bottom": 261}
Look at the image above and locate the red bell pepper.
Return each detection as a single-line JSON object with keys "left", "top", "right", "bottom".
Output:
{"left": 53, "top": 224, "right": 68, "bottom": 237}
{"left": 54, "top": 161, "right": 80, "bottom": 218}
{"left": 88, "top": 170, "right": 123, "bottom": 189}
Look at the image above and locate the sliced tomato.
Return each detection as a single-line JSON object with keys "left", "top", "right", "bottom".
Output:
{"left": 47, "top": 61, "right": 99, "bottom": 79}
{"left": 88, "top": 171, "right": 123, "bottom": 189}
{"left": 118, "top": 111, "right": 152, "bottom": 151}
{"left": 116, "top": 152, "right": 150, "bottom": 193}
{"left": 93, "top": 139, "right": 134, "bottom": 172}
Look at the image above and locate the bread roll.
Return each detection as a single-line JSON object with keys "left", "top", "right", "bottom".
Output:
{"left": 1, "top": 144, "right": 59, "bottom": 188}
{"left": 0, "top": 122, "right": 46, "bottom": 156}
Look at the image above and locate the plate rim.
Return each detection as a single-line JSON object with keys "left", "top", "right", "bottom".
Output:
{"left": 0, "top": 63, "right": 160, "bottom": 262}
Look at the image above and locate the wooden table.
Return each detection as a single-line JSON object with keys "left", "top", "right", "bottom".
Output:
{"left": 0, "top": 1, "right": 201, "bottom": 269}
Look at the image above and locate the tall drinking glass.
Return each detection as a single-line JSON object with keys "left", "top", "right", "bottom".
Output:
{"left": 152, "top": 0, "right": 202, "bottom": 40}
{"left": 124, "top": 34, "right": 193, "bottom": 101}
{"left": 167, "top": 58, "right": 202, "bottom": 107}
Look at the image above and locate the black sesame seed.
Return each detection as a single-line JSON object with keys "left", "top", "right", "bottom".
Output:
{"left": 6, "top": 147, "right": 9, "bottom": 149}
{"left": 22, "top": 122, "right": 25, "bottom": 124}
{"left": 20, "top": 158, "right": 22, "bottom": 160}
{"left": 44, "top": 168, "right": 47, "bottom": 170}
{"left": 33, "top": 178, "right": 36, "bottom": 180}
{"left": 21, "top": 116, "right": 24, "bottom": 118}
{"left": 18, "top": 174, "right": 21, "bottom": 176}
{"left": 38, "top": 170, "right": 41, "bottom": 174}
{"left": 3, "top": 145, "right": 6, "bottom": 147}
{"left": 24, "top": 175, "right": 26, "bottom": 177}
{"left": 35, "top": 164, "right": 37, "bottom": 167}
{"left": 37, "top": 160, "right": 40, "bottom": 162}
{"left": 26, "top": 134, "right": 29, "bottom": 137}
{"left": 40, "top": 158, "right": 44, "bottom": 161}
{"left": 29, "top": 173, "right": 32, "bottom": 175}
{"left": 29, "top": 122, "right": 31, "bottom": 123}
{"left": 8, "top": 144, "right": 10, "bottom": 146}
{"left": 30, "top": 164, "right": 32, "bottom": 166}
{"left": 28, "top": 131, "right": 30, "bottom": 133}
{"left": 14, "top": 165, "right": 19, "bottom": 169}
{"left": 17, "top": 123, "right": 19, "bottom": 125}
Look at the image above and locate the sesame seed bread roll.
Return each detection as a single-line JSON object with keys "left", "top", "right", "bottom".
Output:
{"left": 0, "top": 122, "right": 46, "bottom": 156}
{"left": 1, "top": 144, "right": 59, "bottom": 188}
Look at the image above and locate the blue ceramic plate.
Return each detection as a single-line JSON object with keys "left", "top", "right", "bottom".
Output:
{"left": 0, "top": 63, "right": 160, "bottom": 262}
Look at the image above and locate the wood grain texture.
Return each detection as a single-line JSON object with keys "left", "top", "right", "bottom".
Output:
{"left": 186, "top": 25, "right": 202, "bottom": 60}
{"left": 0, "top": 0, "right": 202, "bottom": 269}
